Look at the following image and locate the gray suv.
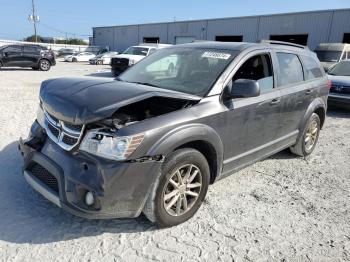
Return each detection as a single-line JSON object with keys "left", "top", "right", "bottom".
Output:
{"left": 19, "top": 41, "right": 329, "bottom": 227}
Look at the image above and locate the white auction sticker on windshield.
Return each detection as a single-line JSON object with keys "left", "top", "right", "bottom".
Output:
{"left": 202, "top": 51, "right": 231, "bottom": 60}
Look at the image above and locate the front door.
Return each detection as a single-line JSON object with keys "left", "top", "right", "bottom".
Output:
{"left": 221, "top": 51, "right": 284, "bottom": 175}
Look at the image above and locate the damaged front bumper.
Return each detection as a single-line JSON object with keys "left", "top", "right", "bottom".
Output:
{"left": 19, "top": 121, "right": 162, "bottom": 219}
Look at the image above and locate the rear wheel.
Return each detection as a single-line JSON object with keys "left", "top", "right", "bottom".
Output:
{"left": 290, "top": 113, "right": 320, "bottom": 157}
{"left": 38, "top": 59, "right": 51, "bottom": 71}
{"left": 72, "top": 58, "right": 77, "bottom": 62}
{"left": 143, "top": 148, "right": 210, "bottom": 227}
{"left": 97, "top": 60, "right": 102, "bottom": 65}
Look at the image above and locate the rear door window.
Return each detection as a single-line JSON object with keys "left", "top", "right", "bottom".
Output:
{"left": 4, "top": 45, "right": 22, "bottom": 53}
{"left": 24, "top": 45, "right": 38, "bottom": 53}
{"left": 302, "top": 55, "right": 323, "bottom": 80}
{"left": 276, "top": 53, "right": 304, "bottom": 86}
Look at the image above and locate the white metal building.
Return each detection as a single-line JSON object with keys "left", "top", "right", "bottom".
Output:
{"left": 92, "top": 9, "right": 350, "bottom": 52}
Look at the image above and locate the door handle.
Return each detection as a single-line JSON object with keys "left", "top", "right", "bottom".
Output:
{"left": 269, "top": 98, "right": 280, "bottom": 105}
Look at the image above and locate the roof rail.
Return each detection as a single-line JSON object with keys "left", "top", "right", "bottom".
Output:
{"left": 260, "top": 40, "right": 309, "bottom": 50}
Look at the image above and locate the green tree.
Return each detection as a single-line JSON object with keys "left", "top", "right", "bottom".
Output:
{"left": 24, "top": 35, "right": 43, "bottom": 42}
{"left": 55, "top": 39, "right": 88, "bottom": 45}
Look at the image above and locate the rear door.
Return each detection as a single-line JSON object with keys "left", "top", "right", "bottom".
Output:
{"left": 2, "top": 45, "right": 23, "bottom": 66}
{"left": 272, "top": 51, "right": 317, "bottom": 140}
{"left": 22, "top": 45, "right": 39, "bottom": 66}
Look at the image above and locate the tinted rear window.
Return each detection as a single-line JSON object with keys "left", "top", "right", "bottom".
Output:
{"left": 24, "top": 45, "right": 38, "bottom": 52}
{"left": 276, "top": 53, "right": 304, "bottom": 86}
{"left": 302, "top": 55, "right": 323, "bottom": 80}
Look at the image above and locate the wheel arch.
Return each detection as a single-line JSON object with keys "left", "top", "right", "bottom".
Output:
{"left": 147, "top": 124, "right": 224, "bottom": 184}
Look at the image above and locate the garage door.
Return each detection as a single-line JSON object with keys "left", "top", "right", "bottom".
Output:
{"left": 175, "top": 36, "right": 196, "bottom": 45}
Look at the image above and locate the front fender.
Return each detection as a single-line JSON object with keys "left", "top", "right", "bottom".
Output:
{"left": 147, "top": 124, "right": 224, "bottom": 180}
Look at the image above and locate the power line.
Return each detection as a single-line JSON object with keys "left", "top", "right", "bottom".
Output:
{"left": 37, "top": 21, "right": 91, "bottom": 38}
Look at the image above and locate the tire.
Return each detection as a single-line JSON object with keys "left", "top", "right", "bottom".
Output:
{"left": 97, "top": 60, "right": 102, "bottom": 65}
{"left": 72, "top": 58, "right": 77, "bottom": 62}
{"left": 290, "top": 113, "right": 321, "bottom": 157}
{"left": 143, "top": 148, "right": 210, "bottom": 227}
{"left": 38, "top": 59, "right": 51, "bottom": 71}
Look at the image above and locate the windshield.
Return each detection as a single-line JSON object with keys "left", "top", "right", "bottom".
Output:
{"left": 123, "top": 47, "right": 149, "bottom": 56}
{"left": 119, "top": 47, "right": 237, "bottom": 97}
{"left": 328, "top": 61, "right": 350, "bottom": 76}
{"left": 315, "top": 51, "right": 342, "bottom": 62}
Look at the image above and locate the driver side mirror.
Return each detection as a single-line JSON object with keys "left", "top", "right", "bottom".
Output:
{"left": 226, "top": 79, "right": 260, "bottom": 99}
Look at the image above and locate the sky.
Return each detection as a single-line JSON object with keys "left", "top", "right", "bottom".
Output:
{"left": 0, "top": 0, "right": 349, "bottom": 40}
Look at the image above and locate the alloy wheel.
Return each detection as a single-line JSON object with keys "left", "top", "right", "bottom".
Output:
{"left": 304, "top": 119, "right": 319, "bottom": 151}
{"left": 162, "top": 164, "right": 202, "bottom": 217}
{"left": 40, "top": 60, "right": 50, "bottom": 70}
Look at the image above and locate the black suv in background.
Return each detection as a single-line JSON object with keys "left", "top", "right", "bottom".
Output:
{"left": 0, "top": 44, "right": 56, "bottom": 71}
{"left": 19, "top": 41, "right": 329, "bottom": 227}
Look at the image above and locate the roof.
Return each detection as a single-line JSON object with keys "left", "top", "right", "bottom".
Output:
{"left": 172, "top": 41, "right": 255, "bottom": 51}
{"left": 169, "top": 41, "right": 310, "bottom": 53}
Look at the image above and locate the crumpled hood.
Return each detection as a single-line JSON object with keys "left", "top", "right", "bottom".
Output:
{"left": 40, "top": 77, "right": 200, "bottom": 125}
{"left": 327, "top": 75, "right": 350, "bottom": 86}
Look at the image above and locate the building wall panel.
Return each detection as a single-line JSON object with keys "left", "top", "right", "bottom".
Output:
{"left": 258, "top": 11, "right": 333, "bottom": 49}
{"left": 207, "top": 17, "right": 259, "bottom": 42}
{"left": 329, "top": 10, "right": 350, "bottom": 42}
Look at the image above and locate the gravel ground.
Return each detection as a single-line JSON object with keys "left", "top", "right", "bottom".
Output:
{"left": 0, "top": 61, "right": 349, "bottom": 262}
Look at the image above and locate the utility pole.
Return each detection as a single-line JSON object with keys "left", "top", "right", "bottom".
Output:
{"left": 31, "top": 0, "right": 38, "bottom": 42}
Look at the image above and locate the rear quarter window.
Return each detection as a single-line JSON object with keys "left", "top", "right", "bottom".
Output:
{"left": 276, "top": 52, "right": 304, "bottom": 86}
{"left": 301, "top": 55, "right": 323, "bottom": 80}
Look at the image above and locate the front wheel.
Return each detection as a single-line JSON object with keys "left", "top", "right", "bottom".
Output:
{"left": 143, "top": 148, "right": 210, "bottom": 227}
{"left": 290, "top": 113, "right": 321, "bottom": 157}
{"left": 38, "top": 60, "right": 51, "bottom": 71}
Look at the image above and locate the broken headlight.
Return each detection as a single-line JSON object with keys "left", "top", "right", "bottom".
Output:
{"left": 79, "top": 131, "right": 144, "bottom": 160}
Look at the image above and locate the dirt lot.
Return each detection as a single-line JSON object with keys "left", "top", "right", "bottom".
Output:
{"left": 0, "top": 60, "right": 349, "bottom": 262}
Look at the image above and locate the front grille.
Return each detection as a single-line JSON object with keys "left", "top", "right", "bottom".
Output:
{"left": 62, "top": 135, "right": 78, "bottom": 146}
{"left": 111, "top": 58, "right": 129, "bottom": 70}
{"left": 63, "top": 123, "right": 83, "bottom": 132}
{"left": 48, "top": 123, "right": 59, "bottom": 138}
{"left": 28, "top": 163, "right": 59, "bottom": 193}
{"left": 330, "top": 85, "right": 350, "bottom": 95}
{"left": 44, "top": 110, "right": 84, "bottom": 151}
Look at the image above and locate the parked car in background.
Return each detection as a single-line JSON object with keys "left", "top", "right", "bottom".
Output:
{"left": 315, "top": 43, "right": 350, "bottom": 71}
{"left": 110, "top": 44, "right": 172, "bottom": 76}
{"left": 64, "top": 52, "right": 96, "bottom": 62}
{"left": 20, "top": 41, "right": 328, "bottom": 227}
{"left": 89, "top": 51, "right": 119, "bottom": 65}
{"left": 0, "top": 44, "right": 55, "bottom": 71}
{"left": 327, "top": 60, "right": 350, "bottom": 109}
{"left": 58, "top": 48, "right": 75, "bottom": 57}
